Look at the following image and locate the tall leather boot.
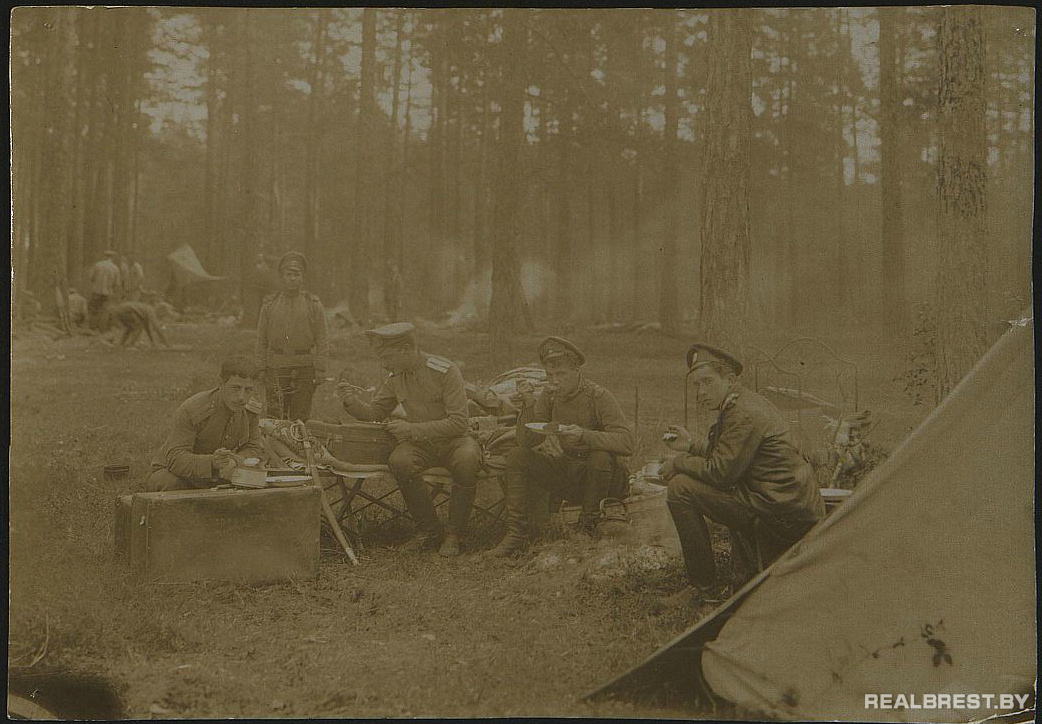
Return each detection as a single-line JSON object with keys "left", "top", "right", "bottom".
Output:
{"left": 492, "top": 469, "right": 530, "bottom": 557}
{"left": 397, "top": 475, "right": 441, "bottom": 534}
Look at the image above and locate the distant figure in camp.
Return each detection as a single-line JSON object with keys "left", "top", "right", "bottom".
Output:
{"left": 107, "top": 301, "right": 170, "bottom": 349}
{"left": 143, "top": 289, "right": 179, "bottom": 323}
{"left": 117, "top": 255, "right": 132, "bottom": 301}
{"left": 88, "top": 250, "right": 122, "bottom": 329}
{"left": 337, "top": 322, "right": 481, "bottom": 558}
{"left": 67, "top": 288, "right": 88, "bottom": 328}
{"left": 256, "top": 251, "right": 329, "bottom": 421}
{"left": 146, "top": 355, "right": 265, "bottom": 492}
{"left": 492, "top": 337, "right": 635, "bottom": 557}
{"left": 660, "top": 344, "right": 825, "bottom": 603}
{"left": 126, "top": 256, "right": 145, "bottom": 302}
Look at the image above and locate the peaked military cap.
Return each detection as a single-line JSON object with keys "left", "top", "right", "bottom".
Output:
{"left": 365, "top": 321, "right": 416, "bottom": 347}
{"left": 277, "top": 250, "right": 308, "bottom": 273}
{"left": 539, "top": 336, "right": 586, "bottom": 366}
{"left": 686, "top": 343, "right": 743, "bottom": 375}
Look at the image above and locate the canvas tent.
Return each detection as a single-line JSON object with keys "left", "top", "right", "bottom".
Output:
{"left": 165, "top": 244, "right": 226, "bottom": 308}
{"left": 588, "top": 318, "right": 1036, "bottom": 723}
{"left": 167, "top": 244, "right": 224, "bottom": 289}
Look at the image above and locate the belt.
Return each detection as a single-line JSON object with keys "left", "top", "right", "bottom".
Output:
{"left": 565, "top": 449, "right": 591, "bottom": 460}
{"left": 270, "top": 346, "right": 313, "bottom": 355}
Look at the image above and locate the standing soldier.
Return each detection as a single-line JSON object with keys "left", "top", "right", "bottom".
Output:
{"left": 88, "top": 250, "right": 122, "bottom": 330}
{"left": 256, "top": 251, "right": 329, "bottom": 421}
{"left": 337, "top": 322, "right": 481, "bottom": 557}
{"left": 492, "top": 337, "right": 635, "bottom": 557}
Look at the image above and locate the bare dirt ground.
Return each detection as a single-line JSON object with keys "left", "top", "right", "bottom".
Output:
{"left": 8, "top": 321, "right": 921, "bottom": 719}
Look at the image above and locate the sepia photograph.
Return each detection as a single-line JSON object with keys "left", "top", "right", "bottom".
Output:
{"left": 8, "top": 5, "right": 1036, "bottom": 721}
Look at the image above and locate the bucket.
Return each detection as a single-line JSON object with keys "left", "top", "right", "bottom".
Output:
{"left": 103, "top": 464, "right": 131, "bottom": 483}
{"left": 306, "top": 420, "right": 396, "bottom": 465}
{"left": 558, "top": 483, "right": 681, "bottom": 554}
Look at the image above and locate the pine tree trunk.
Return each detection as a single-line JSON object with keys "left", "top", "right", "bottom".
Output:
{"left": 879, "top": 6, "right": 908, "bottom": 334}
{"left": 658, "top": 14, "right": 680, "bottom": 336}
{"left": 935, "top": 5, "right": 988, "bottom": 399}
{"left": 488, "top": 8, "right": 533, "bottom": 347}
{"left": 473, "top": 70, "right": 490, "bottom": 279}
{"left": 351, "top": 7, "right": 376, "bottom": 323}
{"left": 699, "top": 9, "right": 752, "bottom": 352}
{"left": 381, "top": 10, "right": 405, "bottom": 319}
{"left": 303, "top": 11, "right": 326, "bottom": 298}
{"left": 398, "top": 31, "right": 414, "bottom": 287}
{"left": 237, "top": 11, "right": 260, "bottom": 303}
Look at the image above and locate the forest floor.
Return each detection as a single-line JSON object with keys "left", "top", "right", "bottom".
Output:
{"left": 8, "top": 320, "right": 927, "bottom": 719}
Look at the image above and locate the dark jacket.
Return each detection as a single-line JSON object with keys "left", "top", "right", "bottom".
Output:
{"left": 151, "top": 388, "right": 265, "bottom": 479}
{"left": 674, "top": 385, "right": 824, "bottom": 524}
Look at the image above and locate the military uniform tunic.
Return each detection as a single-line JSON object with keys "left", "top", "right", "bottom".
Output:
{"left": 344, "top": 352, "right": 469, "bottom": 440}
{"left": 505, "top": 376, "right": 635, "bottom": 534}
{"left": 342, "top": 352, "right": 481, "bottom": 535}
{"left": 515, "top": 377, "right": 635, "bottom": 457}
{"left": 256, "top": 290, "right": 329, "bottom": 420}
{"left": 671, "top": 384, "right": 824, "bottom": 524}
{"left": 667, "top": 384, "right": 825, "bottom": 587}
{"left": 147, "top": 388, "right": 264, "bottom": 491}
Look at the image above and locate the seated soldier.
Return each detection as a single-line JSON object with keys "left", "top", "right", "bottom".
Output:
{"left": 146, "top": 355, "right": 265, "bottom": 492}
{"left": 493, "top": 337, "right": 635, "bottom": 557}
{"left": 337, "top": 322, "right": 481, "bottom": 557}
{"left": 661, "top": 343, "right": 826, "bottom": 603}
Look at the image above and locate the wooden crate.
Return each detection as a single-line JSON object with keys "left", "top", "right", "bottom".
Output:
{"left": 120, "top": 487, "right": 321, "bottom": 584}
{"left": 114, "top": 494, "right": 134, "bottom": 557}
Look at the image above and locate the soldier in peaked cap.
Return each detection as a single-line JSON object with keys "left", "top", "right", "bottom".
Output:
{"left": 659, "top": 343, "right": 825, "bottom": 605}
{"left": 256, "top": 251, "right": 329, "bottom": 421}
{"left": 337, "top": 322, "right": 482, "bottom": 558}
{"left": 492, "top": 336, "right": 635, "bottom": 557}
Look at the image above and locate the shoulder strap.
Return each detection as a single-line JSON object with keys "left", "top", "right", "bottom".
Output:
{"left": 425, "top": 354, "right": 452, "bottom": 374}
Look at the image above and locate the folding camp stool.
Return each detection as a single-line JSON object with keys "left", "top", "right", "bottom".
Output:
{"left": 421, "top": 467, "right": 507, "bottom": 529}
{"left": 746, "top": 488, "right": 853, "bottom": 573}
{"left": 321, "top": 466, "right": 505, "bottom": 550}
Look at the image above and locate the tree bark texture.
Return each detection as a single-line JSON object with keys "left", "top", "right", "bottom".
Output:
{"left": 699, "top": 9, "right": 752, "bottom": 352}
{"left": 935, "top": 5, "right": 988, "bottom": 399}
{"left": 488, "top": 9, "right": 534, "bottom": 344}
{"left": 350, "top": 7, "right": 377, "bottom": 323}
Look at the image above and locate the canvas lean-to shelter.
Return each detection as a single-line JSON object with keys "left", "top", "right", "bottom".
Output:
{"left": 588, "top": 317, "right": 1036, "bottom": 723}
{"left": 165, "top": 244, "right": 225, "bottom": 307}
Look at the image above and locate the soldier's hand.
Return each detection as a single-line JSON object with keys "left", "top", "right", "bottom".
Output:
{"left": 511, "top": 379, "right": 537, "bottom": 408}
{"left": 385, "top": 419, "right": 416, "bottom": 442}
{"left": 660, "top": 454, "right": 678, "bottom": 480}
{"left": 557, "top": 424, "right": 584, "bottom": 447}
{"left": 213, "top": 448, "right": 234, "bottom": 468}
{"left": 213, "top": 448, "right": 238, "bottom": 480}
{"left": 336, "top": 382, "right": 359, "bottom": 405}
{"left": 664, "top": 425, "right": 694, "bottom": 453}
